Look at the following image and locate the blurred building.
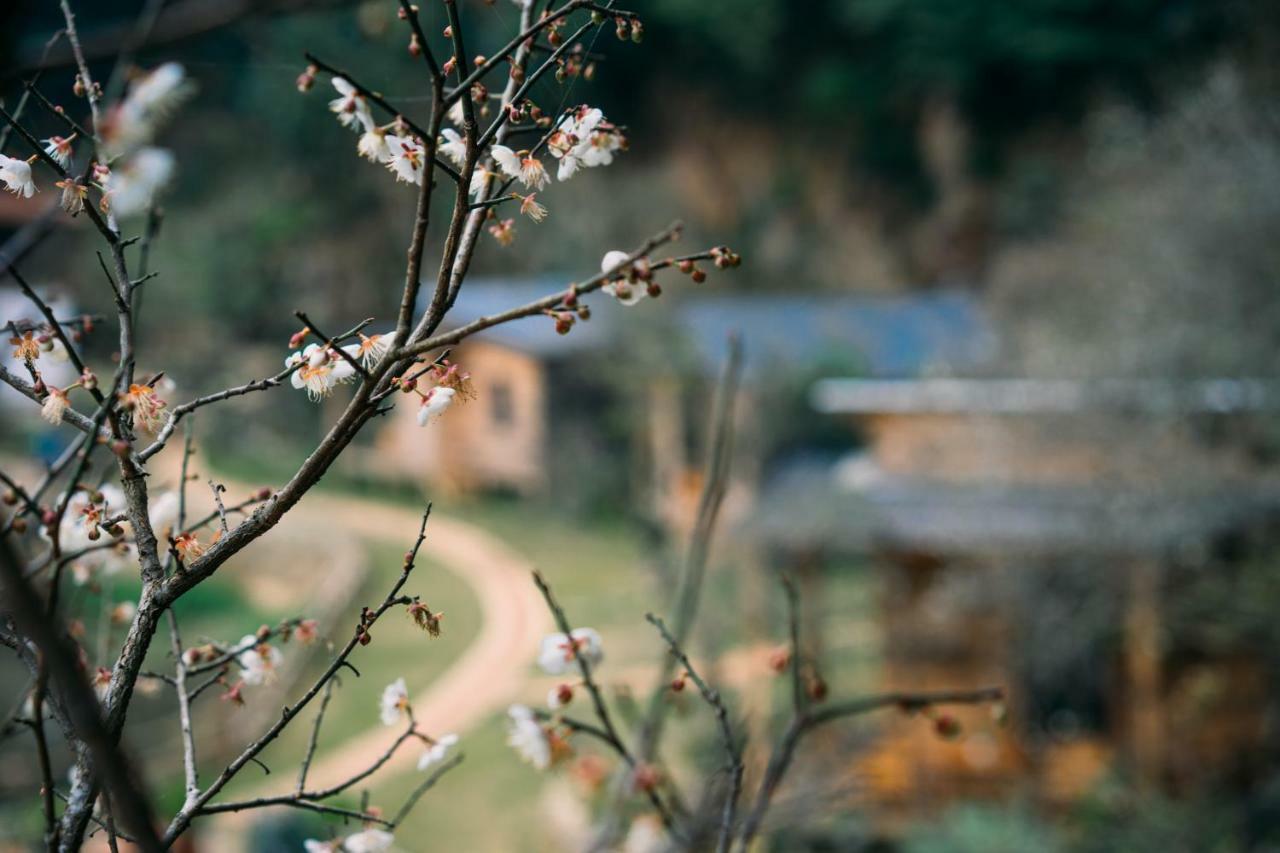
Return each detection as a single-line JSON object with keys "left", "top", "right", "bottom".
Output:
{"left": 758, "top": 374, "right": 1280, "bottom": 823}
{"left": 373, "top": 280, "right": 992, "bottom": 506}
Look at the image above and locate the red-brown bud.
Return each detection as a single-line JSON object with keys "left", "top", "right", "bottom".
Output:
{"left": 691, "top": 267, "right": 707, "bottom": 284}
{"left": 934, "top": 713, "right": 962, "bottom": 740}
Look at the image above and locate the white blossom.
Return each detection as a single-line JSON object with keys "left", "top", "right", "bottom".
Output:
{"left": 386, "top": 134, "right": 426, "bottom": 185}
{"left": 104, "top": 147, "right": 174, "bottom": 217}
{"left": 519, "top": 193, "right": 547, "bottom": 222}
{"left": 329, "top": 77, "right": 373, "bottom": 131}
{"left": 355, "top": 332, "right": 392, "bottom": 369}
{"left": 468, "top": 167, "right": 496, "bottom": 199}
{"left": 380, "top": 677, "right": 410, "bottom": 726}
{"left": 103, "top": 63, "right": 193, "bottom": 157}
{"left": 623, "top": 816, "right": 668, "bottom": 853}
{"left": 302, "top": 841, "right": 338, "bottom": 853}
{"left": 43, "top": 135, "right": 75, "bottom": 167}
{"left": 237, "top": 635, "right": 283, "bottom": 686}
{"left": 600, "top": 250, "right": 647, "bottom": 306}
{"left": 537, "top": 628, "right": 604, "bottom": 675}
{"left": 438, "top": 128, "right": 467, "bottom": 168}
{"left": 548, "top": 106, "right": 625, "bottom": 182}
{"left": 343, "top": 830, "right": 395, "bottom": 853}
{"left": 0, "top": 155, "right": 37, "bottom": 198}
{"left": 416, "top": 386, "right": 456, "bottom": 426}
{"left": 490, "top": 144, "right": 522, "bottom": 180}
{"left": 41, "top": 387, "right": 69, "bottom": 425}
{"left": 286, "top": 343, "right": 358, "bottom": 401}
{"left": 417, "top": 732, "right": 459, "bottom": 770}
{"left": 357, "top": 127, "right": 393, "bottom": 163}
{"left": 506, "top": 704, "right": 551, "bottom": 770}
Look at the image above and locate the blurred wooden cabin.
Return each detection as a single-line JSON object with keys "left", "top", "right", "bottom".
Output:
{"left": 763, "top": 374, "right": 1280, "bottom": 823}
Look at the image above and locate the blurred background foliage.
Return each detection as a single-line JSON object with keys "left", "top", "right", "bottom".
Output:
{"left": 4, "top": 0, "right": 1280, "bottom": 850}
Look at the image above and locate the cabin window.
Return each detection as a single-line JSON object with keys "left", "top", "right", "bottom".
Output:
{"left": 490, "top": 381, "right": 514, "bottom": 426}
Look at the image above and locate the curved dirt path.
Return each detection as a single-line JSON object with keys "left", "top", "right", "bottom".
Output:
{"left": 291, "top": 492, "right": 550, "bottom": 787}
{"left": 195, "top": 489, "right": 550, "bottom": 850}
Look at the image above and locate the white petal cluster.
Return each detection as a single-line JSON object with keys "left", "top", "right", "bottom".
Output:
{"left": 548, "top": 106, "right": 625, "bottom": 182}
{"left": 286, "top": 343, "right": 358, "bottom": 401}
{"left": 417, "top": 732, "right": 459, "bottom": 770}
{"left": 0, "top": 155, "right": 37, "bottom": 198}
{"left": 329, "top": 77, "right": 374, "bottom": 132}
{"left": 104, "top": 147, "right": 174, "bottom": 218}
{"left": 236, "top": 635, "right": 283, "bottom": 686}
{"left": 537, "top": 627, "right": 604, "bottom": 675}
{"left": 506, "top": 704, "right": 551, "bottom": 770}
{"left": 104, "top": 63, "right": 193, "bottom": 158}
{"left": 438, "top": 128, "right": 466, "bottom": 168}
{"left": 380, "top": 677, "right": 410, "bottom": 726}
{"left": 416, "top": 386, "right": 456, "bottom": 426}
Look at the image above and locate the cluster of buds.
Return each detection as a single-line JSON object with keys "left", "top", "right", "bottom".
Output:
{"left": 181, "top": 643, "right": 220, "bottom": 668}
{"left": 547, "top": 309, "right": 576, "bottom": 336}
{"left": 615, "top": 16, "right": 643, "bottom": 43}
{"left": 676, "top": 257, "right": 707, "bottom": 284}
{"left": 357, "top": 605, "right": 376, "bottom": 646}
{"left": 296, "top": 63, "right": 318, "bottom": 93}
{"left": 407, "top": 598, "right": 444, "bottom": 637}
{"left": 710, "top": 245, "right": 742, "bottom": 269}
{"left": 429, "top": 359, "right": 476, "bottom": 401}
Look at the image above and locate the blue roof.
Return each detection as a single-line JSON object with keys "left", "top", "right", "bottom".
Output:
{"left": 424, "top": 277, "right": 994, "bottom": 378}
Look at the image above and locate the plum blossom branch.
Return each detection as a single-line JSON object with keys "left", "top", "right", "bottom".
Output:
{"left": 532, "top": 570, "right": 683, "bottom": 839}
{"left": 161, "top": 504, "right": 433, "bottom": 843}
{"left": 398, "top": 221, "right": 688, "bottom": 359}
{"left": 646, "top": 614, "right": 742, "bottom": 853}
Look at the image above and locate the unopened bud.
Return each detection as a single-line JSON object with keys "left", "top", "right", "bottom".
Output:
{"left": 934, "top": 713, "right": 962, "bottom": 740}
{"left": 677, "top": 259, "right": 694, "bottom": 274}
{"left": 646, "top": 282, "right": 662, "bottom": 298}
{"left": 255, "top": 487, "right": 272, "bottom": 501}
{"left": 409, "top": 34, "right": 422, "bottom": 57}
{"left": 632, "top": 763, "right": 660, "bottom": 792}
{"left": 255, "top": 624, "right": 271, "bottom": 641}
{"left": 11, "top": 517, "right": 28, "bottom": 533}
{"left": 767, "top": 647, "right": 790, "bottom": 673}
{"left": 630, "top": 20, "right": 644, "bottom": 43}
{"left": 670, "top": 675, "right": 685, "bottom": 692}
{"left": 691, "top": 267, "right": 706, "bottom": 284}
{"left": 110, "top": 439, "right": 130, "bottom": 458}
{"left": 2, "top": 490, "right": 16, "bottom": 506}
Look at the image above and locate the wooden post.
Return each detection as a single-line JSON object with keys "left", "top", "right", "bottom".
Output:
{"left": 1125, "top": 558, "right": 1164, "bottom": 788}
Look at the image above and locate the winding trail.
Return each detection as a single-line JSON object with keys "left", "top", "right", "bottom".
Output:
{"left": 289, "top": 492, "right": 551, "bottom": 788}
{"left": 193, "top": 488, "right": 550, "bottom": 851}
